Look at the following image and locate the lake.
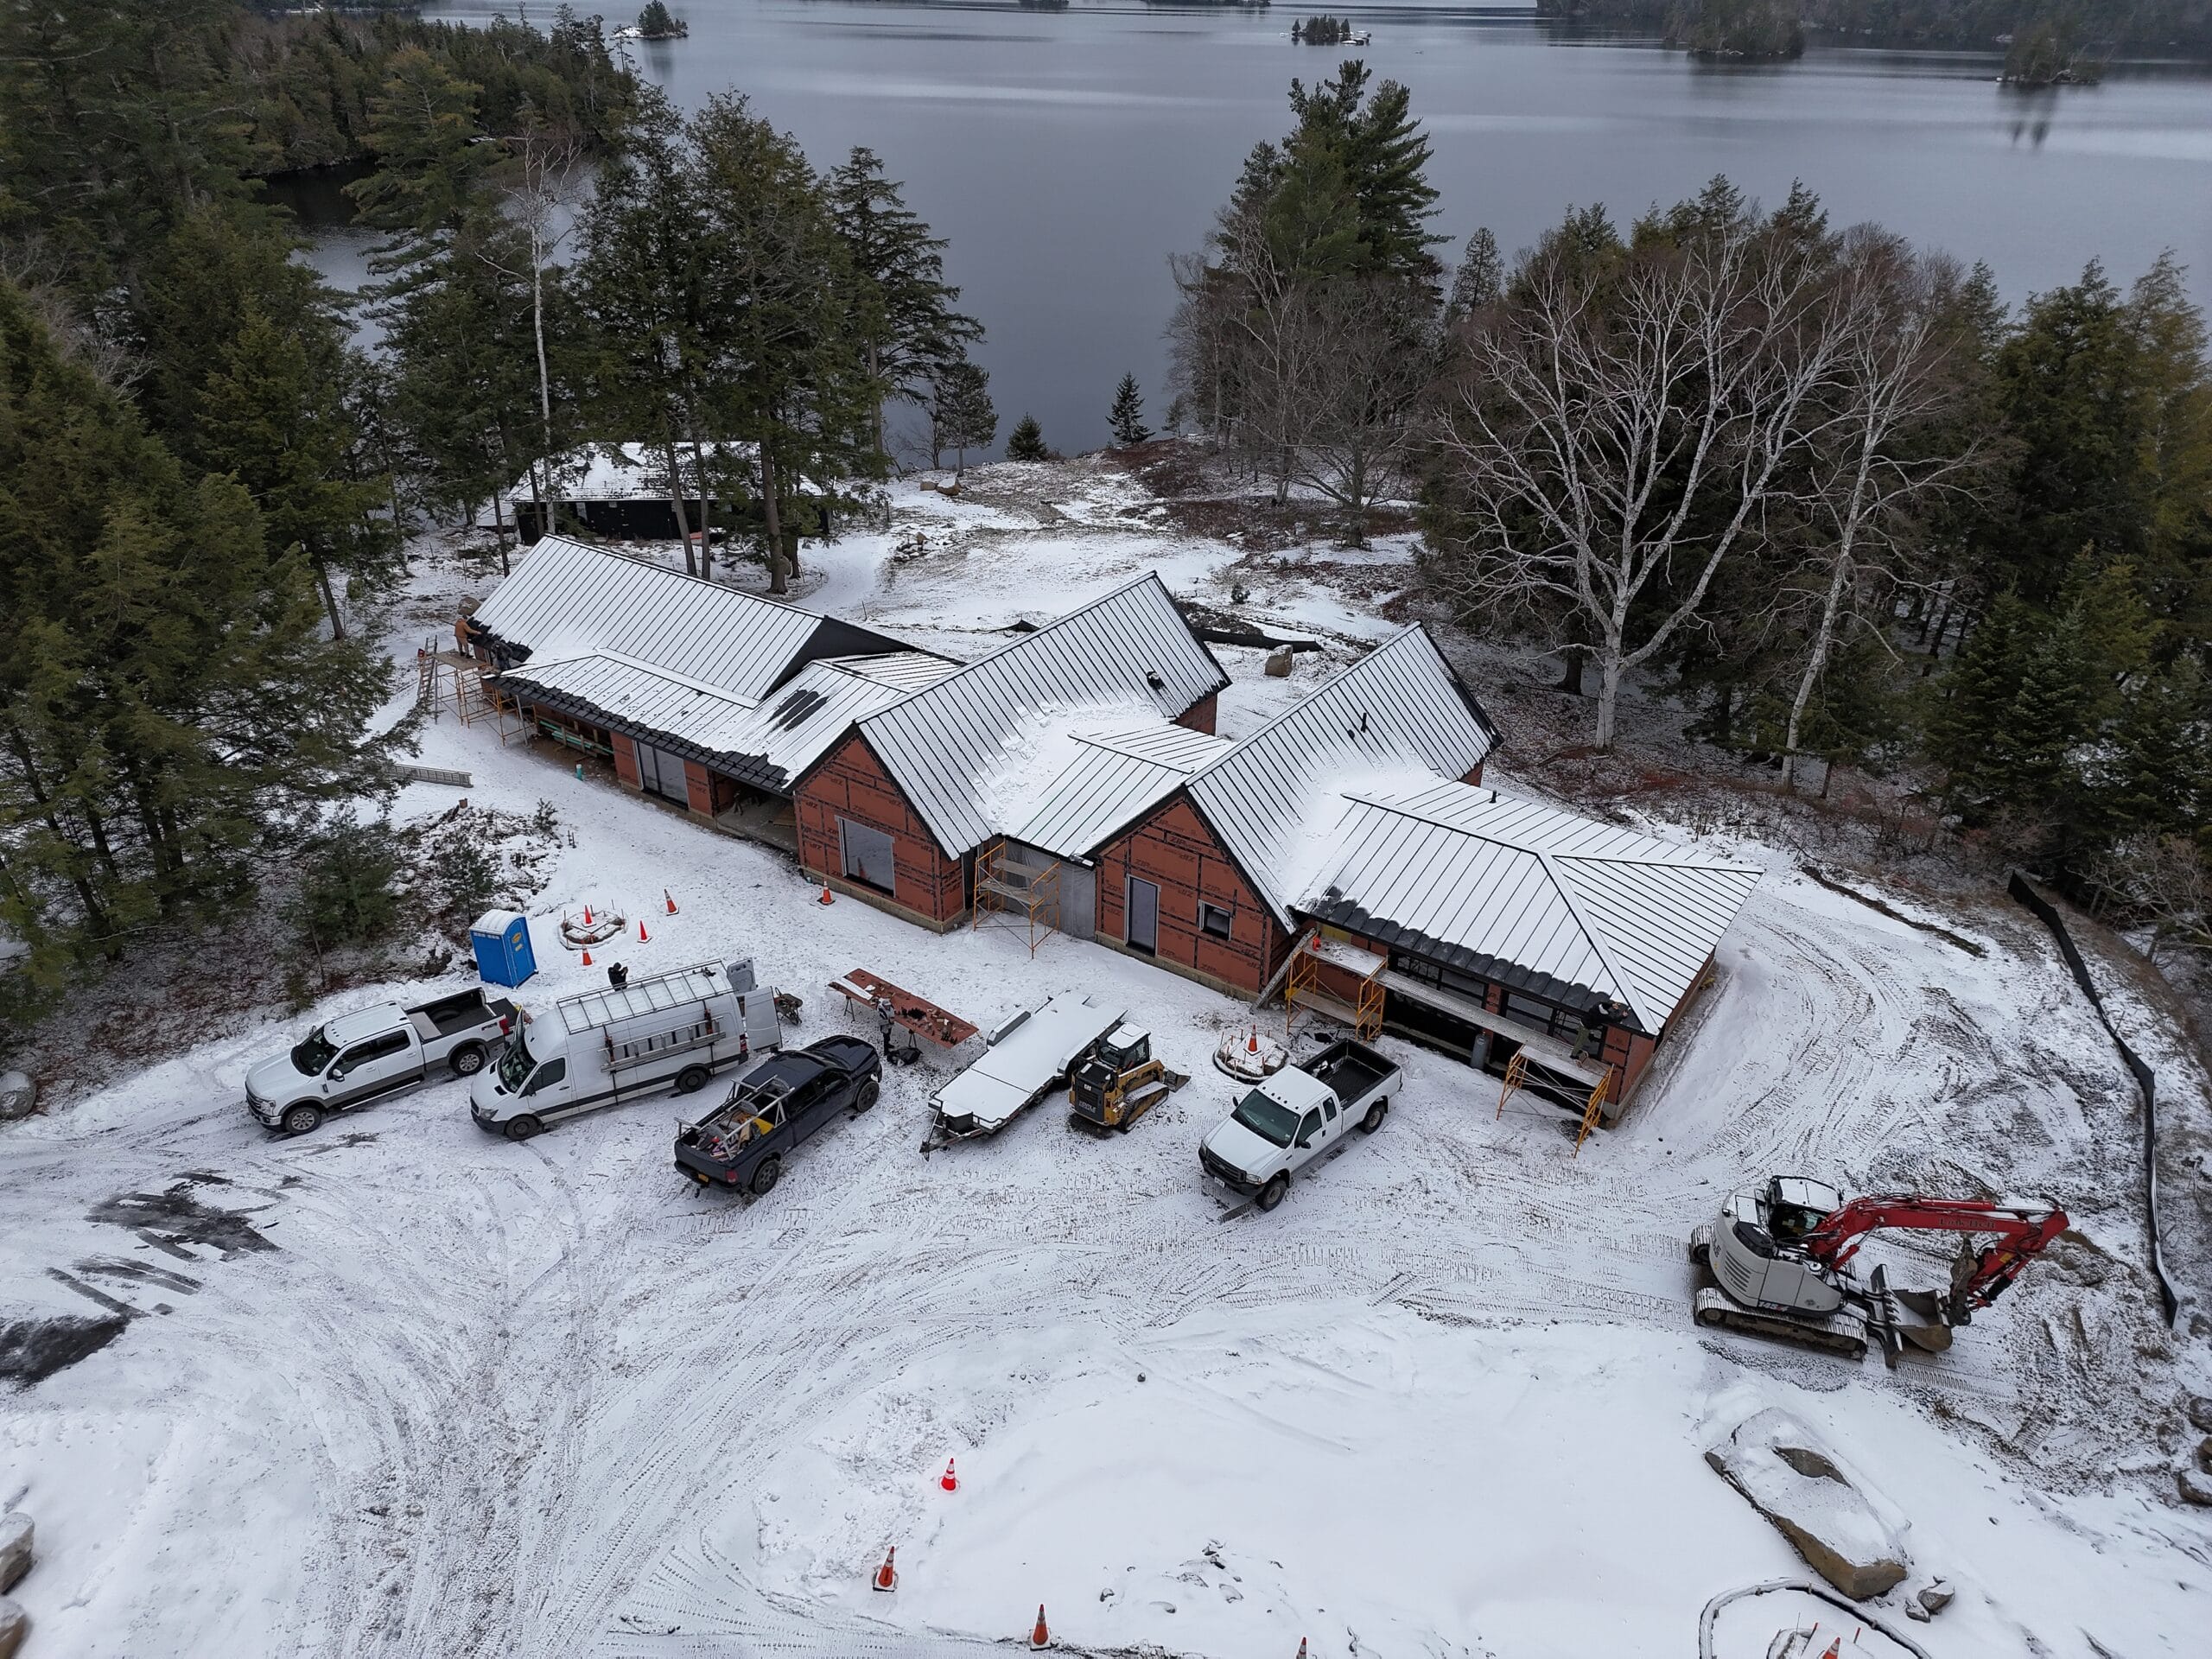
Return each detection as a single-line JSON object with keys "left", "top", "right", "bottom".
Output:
{"left": 363, "top": 1, "right": 2212, "bottom": 456}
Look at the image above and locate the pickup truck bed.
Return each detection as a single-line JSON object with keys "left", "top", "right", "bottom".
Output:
{"left": 1304, "top": 1042, "right": 1394, "bottom": 1111}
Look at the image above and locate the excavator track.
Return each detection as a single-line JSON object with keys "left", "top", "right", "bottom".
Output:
{"left": 1693, "top": 1287, "right": 1868, "bottom": 1362}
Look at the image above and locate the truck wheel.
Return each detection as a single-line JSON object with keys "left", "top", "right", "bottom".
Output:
{"left": 749, "top": 1155, "right": 781, "bottom": 1197}
{"left": 280, "top": 1103, "right": 323, "bottom": 1137}
{"left": 855, "top": 1079, "right": 880, "bottom": 1112}
{"left": 1357, "top": 1100, "right": 1389, "bottom": 1135}
{"left": 449, "top": 1041, "right": 487, "bottom": 1077}
{"left": 504, "top": 1115, "right": 543, "bottom": 1141}
{"left": 675, "top": 1065, "right": 710, "bottom": 1096}
{"left": 1255, "top": 1173, "right": 1289, "bottom": 1212}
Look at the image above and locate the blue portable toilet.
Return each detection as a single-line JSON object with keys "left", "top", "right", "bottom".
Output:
{"left": 471, "top": 909, "right": 538, "bottom": 988}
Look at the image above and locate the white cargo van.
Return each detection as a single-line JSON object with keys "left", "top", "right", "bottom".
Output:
{"left": 469, "top": 960, "right": 783, "bottom": 1140}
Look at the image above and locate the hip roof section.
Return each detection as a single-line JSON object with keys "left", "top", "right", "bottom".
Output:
{"left": 1301, "top": 781, "right": 1761, "bottom": 1033}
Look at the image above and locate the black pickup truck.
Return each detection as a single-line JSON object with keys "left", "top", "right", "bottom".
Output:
{"left": 674, "top": 1036, "right": 882, "bottom": 1196}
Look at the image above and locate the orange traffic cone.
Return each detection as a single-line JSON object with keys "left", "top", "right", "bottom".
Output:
{"left": 817, "top": 880, "right": 835, "bottom": 906}
{"left": 1028, "top": 1604, "right": 1049, "bottom": 1649}
{"left": 583, "top": 904, "right": 593, "bottom": 925}
{"left": 872, "top": 1545, "right": 897, "bottom": 1592}
{"left": 1248, "top": 1026, "right": 1259, "bottom": 1055}
{"left": 638, "top": 920, "right": 650, "bottom": 943}
{"left": 1295, "top": 1642, "right": 1307, "bottom": 1658}
{"left": 582, "top": 948, "right": 593, "bottom": 967}
{"left": 664, "top": 887, "right": 678, "bottom": 915}
{"left": 940, "top": 1458, "right": 958, "bottom": 1492}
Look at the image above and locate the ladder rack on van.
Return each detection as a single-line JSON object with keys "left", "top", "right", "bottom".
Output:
{"left": 601, "top": 1005, "right": 721, "bottom": 1074}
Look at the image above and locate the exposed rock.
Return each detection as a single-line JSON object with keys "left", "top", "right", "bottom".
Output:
{"left": 1706, "top": 1408, "right": 1910, "bottom": 1600}
{"left": 1906, "top": 1599, "right": 1931, "bottom": 1622}
{"left": 0, "top": 1514, "right": 27, "bottom": 1593}
{"left": 2198, "top": 1435, "right": 2212, "bottom": 1475}
{"left": 1917, "top": 1578, "right": 1954, "bottom": 1616}
{"left": 0, "top": 1595, "right": 24, "bottom": 1659}
{"left": 2179, "top": 1467, "right": 2212, "bottom": 1507}
{"left": 2184, "top": 1392, "right": 2212, "bottom": 1435}
{"left": 0, "top": 1072, "right": 33, "bottom": 1122}
{"left": 1264, "top": 646, "right": 1294, "bottom": 678}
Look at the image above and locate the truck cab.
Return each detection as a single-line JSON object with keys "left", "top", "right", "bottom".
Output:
{"left": 1198, "top": 1038, "right": 1400, "bottom": 1212}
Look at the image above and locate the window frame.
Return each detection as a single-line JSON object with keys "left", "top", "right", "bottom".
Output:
{"left": 1198, "top": 900, "right": 1234, "bottom": 942}
{"left": 837, "top": 817, "right": 897, "bottom": 896}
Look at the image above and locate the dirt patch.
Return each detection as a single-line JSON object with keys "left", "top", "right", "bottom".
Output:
{"left": 89, "top": 1181, "right": 278, "bottom": 1259}
{"left": 0, "top": 1311, "right": 128, "bottom": 1389}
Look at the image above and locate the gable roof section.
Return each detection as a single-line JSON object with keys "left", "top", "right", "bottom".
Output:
{"left": 844, "top": 574, "right": 1230, "bottom": 855}
{"left": 497, "top": 649, "right": 960, "bottom": 795}
{"left": 1013, "top": 724, "right": 1235, "bottom": 860}
{"left": 467, "top": 536, "right": 922, "bottom": 702}
{"left": 1300, "top": 781, "right": 1761, "bottom": 1033}
{"left": 1182, "top": 626, "right": 1502, "bottom": 926}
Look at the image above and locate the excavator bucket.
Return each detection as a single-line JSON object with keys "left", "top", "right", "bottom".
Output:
{"left": 1888, "top": 1287, "right": 1955, "bottom": 1353}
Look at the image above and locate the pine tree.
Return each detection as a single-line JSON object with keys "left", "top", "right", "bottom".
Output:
{"left": 1005, "top": 414, "right": 1048, "bottom": 462}
{"left": 1108, "top": 373, "right": 1151, "bottom": 446}
{"left": 0, "top": 279, "right": 387, "bottom": 988}
{"left": 1444, "top": 228, "right": 1502, "bottom": 322}
{"left": 931, "top": 361, "right": 996, "bottom": 477}
{"left": 825, "top": 148, "right": 982, "bottom": 464}
{"left": 1285, "top": 60, "right": 1442, "bottom": 286}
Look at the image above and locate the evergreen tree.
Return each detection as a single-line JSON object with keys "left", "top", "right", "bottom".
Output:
{"left": 931, "top": 361, "right": 997, "bottom": 477}
{"left": 0, "top": 279, "right": 387, "bottom": 990}
{"left": 825, "top": 147, "right": 982, "bottom": 463}
{"left": 1005, "top": 413, "right": 1049, "bottom": 462}
{"left": 1285, "top": 60, "right": 1443, "bottom": 287}
{"left": 196, "top": 306, "right": 400, "bottom": 637}
{"left": 1108, "top": 373, "right": 1152, "bottom": 446}
{"left": 1444, "top": 227, "right": 1502, "bottom": 323}
{"left": 346, "top": 47, "right": 494, "bottom": 247}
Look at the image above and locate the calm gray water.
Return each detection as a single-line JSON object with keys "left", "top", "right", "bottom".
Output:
{"left": 363, "top": 1, "right": 2212, "bottom": 455}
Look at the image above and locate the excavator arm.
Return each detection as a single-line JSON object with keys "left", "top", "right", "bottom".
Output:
{"left": 1803, "top": 1196, "right": 2069, "bottom": 1320}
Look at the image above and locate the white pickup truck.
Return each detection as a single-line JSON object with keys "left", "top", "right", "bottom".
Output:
{"left": 925, "top": 993, "right": 1123, "bottom": 1148}
{"left": 1198, "top": 1038, "right": 1402, "bottom": 1214}
{"left": 245, "top": 988, "right": 517, "bottom": 1136}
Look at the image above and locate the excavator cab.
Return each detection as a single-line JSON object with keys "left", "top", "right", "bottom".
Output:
{"left": 1764, "top": 1176, "right": 1843, "bottom": 1244}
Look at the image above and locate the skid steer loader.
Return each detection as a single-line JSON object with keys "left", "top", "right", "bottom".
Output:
{"left": 1068, "top": 1023, "right": 1189, "bottom": 1134}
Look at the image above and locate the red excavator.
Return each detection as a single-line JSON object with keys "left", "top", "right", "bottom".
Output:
{"left": 1689, "top": 1176, "right": 2069, "bottom": 1364}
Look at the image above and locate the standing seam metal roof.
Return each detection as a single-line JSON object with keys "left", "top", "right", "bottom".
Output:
{"left": 467, "top": 536, "right": 913, "bottom": 703}
{"left": 843, "top": 574, "right": 1230, "bottom": 855}
{"left": 1012, "top": 725, "right": 1235, "bottom": 860}
{"left": 1301, "top": 781, "right": 1762, "bottom": 1033}
{"left": 1181, "top": 626, "right": 1502, "bottom": 925}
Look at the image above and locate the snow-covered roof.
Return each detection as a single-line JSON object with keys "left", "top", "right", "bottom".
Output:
{"left": 468, "top": 536, "right": 920, "bottom": 704}
{"left": 845, "top": 574, "right": 1230, "bottom": 855}
{"left": 476, "top": 442, "right": 763, "bottom": 524}
{"left": 497, "top": 649, "right": 961, "bottom": 796}
{"left": 1012, "top": 723, "right": 1234, "bottom": 860}
{"left": 1300, "top": 781, "right": 1762, "bottom": 1034}
{"left": 1184, "top": 626, "right": 1501, "bottom": 925}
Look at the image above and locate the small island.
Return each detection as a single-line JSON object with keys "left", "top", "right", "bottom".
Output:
{"left": 2000, "top": 20, "right": 2103, "bottom": 86}
{"left": 1667, "top": 0, "right": 1805, "bottom": 61}
{"left": 630, "top": 2, "right": 688, "bottom": 41}
{"left": 1292, "top": 15, "right": 1371, "bottom": 44}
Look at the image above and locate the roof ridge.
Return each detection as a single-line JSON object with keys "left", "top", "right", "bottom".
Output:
{"left": 1346, "top": 785, "right": 1759, "bottom": 874}
{"left": 1187, "top": 625, "right": 1432, "bottom": 784}
{"left": 1528, "top": 845, "right": 1649, "bottom": 1029}
{"left": 529, "top": 534, "right": 833, "bottom": 622}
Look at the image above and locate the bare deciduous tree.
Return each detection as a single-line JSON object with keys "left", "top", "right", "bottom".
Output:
{"left": 2088, "top": 835, "right": 2212, "bottom": 963}
{"left": 1427, "top": 214, "right": 1852, "bottom": 750}
{"left": 1774, "top": 234, "right": 1986, "bottom": 789}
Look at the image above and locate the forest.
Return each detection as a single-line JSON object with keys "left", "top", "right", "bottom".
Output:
{"left": 1538, "top": 0, "right": 2212, "bottom": 54}
{"left": 1167, "top": 60, "right": 2212, "bottom": 953}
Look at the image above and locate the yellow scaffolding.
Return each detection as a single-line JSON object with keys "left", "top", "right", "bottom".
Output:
{"left": 1284, "top": 931, "right": 1385, "bottom": 1039}
{"left": 1495, "top": 1050, "right": 1614, "bottom": 1157}
{"left": 972, "top": 837, "right": 1062, "bottom": 957}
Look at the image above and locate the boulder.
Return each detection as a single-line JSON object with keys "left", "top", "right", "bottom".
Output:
{"left": 0, "top": 1595, "right": 23, "bottom": 1659}
{"left": 2197, "top": 1435, "right": 2212, "bottom": 1475}
{"left": 1264, "top": 647, "right": 1294, "bottom": 678}
{"left": 0, "top": 1513, "right": 25, "bottom": 1593}
{"left": 0, "top": 1072, "right": 33, "bottom": 1122}
{"left": 2179, "top": 1467, "right": 2212, "bottom": 1507}
{"left": 2184, "top": 1393, "right": 2212, "bottom": 1435}
{"left": 1707, "top": 1408, "right": 1910, "bottom": 1600}
{"left": 1917, "top": 1578, "right": 1955, "bottom": 1616}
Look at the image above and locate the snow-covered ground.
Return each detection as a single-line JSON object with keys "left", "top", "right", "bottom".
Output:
{"left": 3, "top": 465, "right": 2209, "bottom": 1658}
